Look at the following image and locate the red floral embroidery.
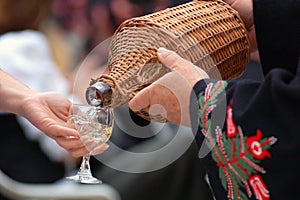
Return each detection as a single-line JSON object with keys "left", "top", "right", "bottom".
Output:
{"left": 226, "top": 104, "right": 237, "bottom": 138}
{"left": 198, "top": 81, "right": 277, "bottom": 200}
{"left": 249, "top": 175, "right": 270, "bottom": 200}
{"left": 246, "top": 130, "right": 274, "bottom": 160}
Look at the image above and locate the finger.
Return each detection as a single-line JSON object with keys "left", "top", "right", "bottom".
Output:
{"left": 44, "top": 125, "right": 80, "bottom": 139}
{"left": 157, "top": 47, "right": 209, "bottom": 85}
{"left": 157, "top": 47, "right": 190, "bottom": 72}
{"left": 128, "top": 87, "right": 151, "bottom": 111}
{"left": 69, "top": 143, "right": 109, "bottom": 157}
{"left": 55, "top": 138, "right": 89, "bottom": 158}
{"left": 56, "top": 137, "right": 83, "bottom": 150}
{"left": 91, "top": 143, "right": 109, "bottom": 155}
{"left": 157, "top": 47, "right": 209, "bottom": 77}
{"left": 80, "top": 136, "right": 99, "bottom": 152}
{"left": 69, "top": 147, "right": 90, "bottom": 158}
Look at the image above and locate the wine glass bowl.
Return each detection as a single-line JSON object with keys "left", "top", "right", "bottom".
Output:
{"left": 66, "top": 104, "right": 114, "bottom": 184}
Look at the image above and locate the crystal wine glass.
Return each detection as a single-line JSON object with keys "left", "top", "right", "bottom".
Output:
{"left": 66, "top": 104, "right": 114, "bottom": 184}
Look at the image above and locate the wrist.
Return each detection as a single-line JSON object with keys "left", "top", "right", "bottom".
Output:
{"left": 6, "top": 87, "right": 37, "bottom": 116}
{"left": 0, "top": 69, "right": 38, "bottom": 115}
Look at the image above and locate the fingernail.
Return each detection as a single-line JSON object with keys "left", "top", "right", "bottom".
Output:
{"left": 103, "top": 144, "right": 109, "bottom": 150}
{"left": 91, "top": 144, "right": 109, "bottom": 155}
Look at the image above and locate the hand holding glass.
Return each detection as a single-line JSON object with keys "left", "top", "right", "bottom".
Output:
{"left": 66, "top": 104, "right": 114, "bottom": 184}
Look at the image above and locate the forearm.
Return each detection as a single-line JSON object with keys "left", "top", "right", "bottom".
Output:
{"left": 0, "top": 69, "right": 37, "bottom": 115}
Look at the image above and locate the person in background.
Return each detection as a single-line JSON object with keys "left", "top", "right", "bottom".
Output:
{"left": 128, "top": 0, "right": 300, "bottom": 199}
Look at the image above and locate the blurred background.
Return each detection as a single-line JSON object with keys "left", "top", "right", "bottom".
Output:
{"left": 47, "top": 0, "right": 191, "bottom": 75}
{"left": 0, "top": 0, "right": 262, "bottom": 200}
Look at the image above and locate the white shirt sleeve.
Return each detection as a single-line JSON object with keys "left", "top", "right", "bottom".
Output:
{"left": 0, "top": 30, "right": 72, "bottom": 161}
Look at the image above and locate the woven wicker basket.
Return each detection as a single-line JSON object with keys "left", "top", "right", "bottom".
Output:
{"left": 92, "top": 0, "right": 250, "bottom": 122}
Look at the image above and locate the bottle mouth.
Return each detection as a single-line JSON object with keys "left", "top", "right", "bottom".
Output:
{"left": 85, "top": 82, "right": 112, "bottom": 107}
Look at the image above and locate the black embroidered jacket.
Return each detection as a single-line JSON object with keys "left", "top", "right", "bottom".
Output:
{"left": 191, "top": 0, "right": 300, "bottom": 199}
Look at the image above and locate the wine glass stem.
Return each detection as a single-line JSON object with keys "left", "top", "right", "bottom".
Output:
{"left": 78, "top": 154, "right": 93, "bottom": 176}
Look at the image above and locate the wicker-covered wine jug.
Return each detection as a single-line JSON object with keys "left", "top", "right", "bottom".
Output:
{"left": 85, "top": 0, "right": 250, "bottom": 122}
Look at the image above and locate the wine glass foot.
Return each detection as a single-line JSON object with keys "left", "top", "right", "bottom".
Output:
{"left": 66, "top": 174, "right": 102, "bottom": 184}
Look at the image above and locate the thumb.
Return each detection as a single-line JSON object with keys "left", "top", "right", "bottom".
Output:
{"left": 128, "top": 86, "right": 151, "bottom": 112}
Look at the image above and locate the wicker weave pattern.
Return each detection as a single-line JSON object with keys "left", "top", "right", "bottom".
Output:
{"left": 95, "top": 0, "right": 250, "bottom": 122}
